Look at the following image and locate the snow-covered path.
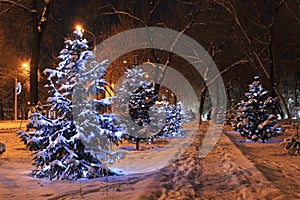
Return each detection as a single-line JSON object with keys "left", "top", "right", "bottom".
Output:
{"left": 224, "top": 129, "right": 300, "bottom": 199}
{"left": 199, "top": 131, "right": 281, "bottom": 199}
{"left": 0, "top": 124, "right": 299, "bottom": 199}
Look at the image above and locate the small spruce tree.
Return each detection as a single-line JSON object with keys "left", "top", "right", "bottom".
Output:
{"left": 113, "top": 68, "right": 161, "bottom": 149}
{"left": 232, "top": 76, "right": 284, "bottom": 142}
{"left": 113, "top": 68, "right": 186, "bottom": 149}
{"left": 157, "top": 102, "right": 185, "bottom": 138}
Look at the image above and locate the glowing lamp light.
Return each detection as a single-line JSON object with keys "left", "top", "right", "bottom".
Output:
{"left": 22, "top": 62, "right": 30, "bottom": 71}
{"left": 75, "top": 25, "right": 84, "bottom": 32}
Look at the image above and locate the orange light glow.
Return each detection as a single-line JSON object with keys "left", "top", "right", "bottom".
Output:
{"left": 75, "top": 25, "right": 84, "bottom": 32}
{"left": 22, "top": 63, "right": 30, "bottom": 71}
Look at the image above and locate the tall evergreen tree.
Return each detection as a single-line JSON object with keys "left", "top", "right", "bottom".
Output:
{"left": 17, "top": 29, "right": 123, "bottom": 180}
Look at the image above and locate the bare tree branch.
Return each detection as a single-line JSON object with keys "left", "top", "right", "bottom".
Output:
{"left": 101, "top": 1, "right": 147, "bottom": 27}
{"left": 101, "top": 11, "right": 147, "bottom": 26}
{"left": 0, "top": 0, "right": 21, "bottom": 14}
{"left": 284, "top": 1, "right": 300, "bottom": 23}
{"left": 206, "top": 58, "right": 249, "bottom": 86}
{"left": 148, "top": 0, "right": 161, "bottom": 25}
{"left": 157, "top": 1, "right": 202, "bottom": 83}
{"left": 216, "top": 0, "right": 270, "bottom": 79}
{"left": 0, "top": 0, "right": 34, "bottom": 13}
{"left": 155, "top": 22, "right": 168, "bottom": 28}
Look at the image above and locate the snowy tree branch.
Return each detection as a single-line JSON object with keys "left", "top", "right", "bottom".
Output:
{"left": 38, "top": 0, "right": 51, "bottom": 34}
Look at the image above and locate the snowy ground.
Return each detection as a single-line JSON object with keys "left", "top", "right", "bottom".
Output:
{"left": 0, "top": 120, "right": 26, "bottom": 130}
{"left": 0, "top": 121, "right": 299, "bottom": 199}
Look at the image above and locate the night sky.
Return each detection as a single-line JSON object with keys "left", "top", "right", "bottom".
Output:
{"left": 0, "top": 0, "right": 299, "bottom": 111}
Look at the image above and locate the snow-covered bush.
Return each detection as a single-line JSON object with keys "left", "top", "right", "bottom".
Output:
{"left": 280, "top": 134, "right": 300, "bottom": 156}
{"left": 17, "top": 29, "right": 123, "bottom": 180}
{"left": 232, "top": 76, "right": 284, "bottom": 142}
{"left": 225, "top": 99, "right": 238, "bottom": 125}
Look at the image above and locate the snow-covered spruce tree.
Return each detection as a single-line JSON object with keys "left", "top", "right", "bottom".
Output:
{"left": 178, "top": 102, "right": 194, "bottom": 123}
{"left": 113, "top": 68, "right": 161, "bottom": 150}
{"left": 17, "top": 29, "right": 123, "bottom": 180}
{"left": 232, "top": 76, "right": 284, "bottom": 142}
{"left": 114, "top": 68, "right": 186, "bottom": 150}
{"left": 157, "top": 102, "right": 184, "bottom": 138}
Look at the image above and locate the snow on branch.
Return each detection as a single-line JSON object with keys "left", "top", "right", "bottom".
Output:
{"left": 38, "top": 0, "right": 51, "bottom": 33}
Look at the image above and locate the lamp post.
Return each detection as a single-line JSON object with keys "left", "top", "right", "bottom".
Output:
{"left": 0, "top": 62, "right": 29, "bottom": 121}
{"left": 0, "top": 73, "right": 18, "bottom": 121}
{"left": 75, "top": 25, "right": 96, "bottom": 53}
{"left": 14, "top": 78, "right": 18, "bottom": 121}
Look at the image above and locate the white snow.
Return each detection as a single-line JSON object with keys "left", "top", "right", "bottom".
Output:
{"left": 1, "top": 121, "right": 300, "bottom": 199}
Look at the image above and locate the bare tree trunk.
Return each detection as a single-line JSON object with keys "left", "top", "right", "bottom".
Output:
{"left": 198, "top": 58, "right": 249, "bottom": 124}
{"left": 274, "top": 85, "right": 291, "bottom": 124}
{"left": 225, "top": 80, "right": 233, "bottom": 103}
{"left": 30, "top": 0, "right": 40, "bottom": 105}
{"left": 199, "top": 86, "right": 208, "bottom": 124}
{"left": 136, "top": 138, "right": 140, "bottom": 150}
{"left": 295, "top": 74, "right": 298, "bottom": 105}
{"left": 0, "top": 0, "right": 51, "bottom": 106}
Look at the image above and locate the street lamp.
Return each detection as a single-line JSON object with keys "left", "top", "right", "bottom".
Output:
{"left": 0, "top": 72, "right": 18, "bottom": 121}
{"left": 0, "top": 62, "right": 29, "bottom": 121}
{"left": 22, "top": 62, "right": 30, "bottom": 72}
{"left": 75, "top": 25, "right": 96, "bottom": 53}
